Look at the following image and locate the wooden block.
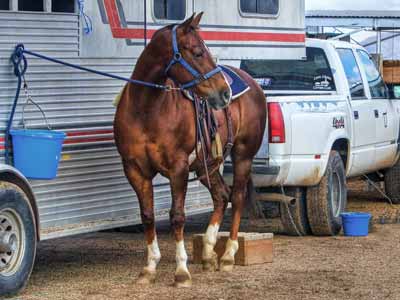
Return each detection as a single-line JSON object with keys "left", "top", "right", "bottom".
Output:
{"left": 192, "top": 232, "right": 273, "bottom": 266}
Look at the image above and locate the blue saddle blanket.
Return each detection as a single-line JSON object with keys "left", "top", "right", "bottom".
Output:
{"left": 220, "top": 65, "right": 250, "bottom": 100}
{"left": 182, "top": 65, "right": 250, "bottom": 101}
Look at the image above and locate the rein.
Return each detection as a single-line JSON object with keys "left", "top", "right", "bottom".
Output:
{"left": 192, "top": 93, "right": 234, "bottom": 188}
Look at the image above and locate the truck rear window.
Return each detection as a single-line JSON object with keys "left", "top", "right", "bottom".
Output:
{"left": 240, "top": 47, "right": 336, "bottom": 91}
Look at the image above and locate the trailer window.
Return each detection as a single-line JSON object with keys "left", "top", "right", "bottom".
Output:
{"left": 154, "top": 0, "right": 186, "bottom": 21}
{"left": 0, "top": 1, "right": 9, "bottom": 10}
{"left": 240, "top": 0, "right": 279, "bottom": 16}
{"left": 337, "top": 48, "right": 366, "bottom": 99}
{"left": 357, "top": 50, "right": 388, "bottom": 99}
{"left": 19, "top": 0, "right": 43, "bottom": 11}
{"left": 240, "top": 47, "right": 336, "bottom": 91}
{"left": 52, "top": 0, "right": 75, "bottom": 13}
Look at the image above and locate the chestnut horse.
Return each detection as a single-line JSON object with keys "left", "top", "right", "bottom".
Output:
{"left": 114, "top": 13, "right": 266, "bottom": 287}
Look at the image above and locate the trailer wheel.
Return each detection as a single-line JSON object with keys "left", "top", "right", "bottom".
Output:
{"left": 0, "top": 182, "right": 36, "bottom": 297}
{"left": 280, "top": 187, "right": 311, "bottom": 236}
{"left": 306, "top": 151, "right": 347, "bottom": 236}
{"left": 384, "top": 159, "right": 400, "bottom": 204}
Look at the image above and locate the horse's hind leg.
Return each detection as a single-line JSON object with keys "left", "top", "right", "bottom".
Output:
{"left": 198, "top": 172, "right": 230, "bottom": 271}
{"left": 122, "top": 162, "right": 160, "bottom": 285}
{"left": 220, "top": 155, "right": 253, "bottom": 272}
{"left": 169, "top": 160, "right": 192, "bottom": 288}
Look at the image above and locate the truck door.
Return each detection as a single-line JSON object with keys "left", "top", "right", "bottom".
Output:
{"left": 356, "top": 50, "right": 398, "bottom": 170}
{"left": 336, "top": 48, "right": 376, "bottom": 176}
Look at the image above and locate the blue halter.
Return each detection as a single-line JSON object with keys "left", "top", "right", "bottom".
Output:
{"left": 165, "top": 25, "right": 222, "bottom": 90}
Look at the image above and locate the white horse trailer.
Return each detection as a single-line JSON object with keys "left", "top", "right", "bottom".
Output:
{"left": 0, "top": 0, "right": 305, "bottom": 296}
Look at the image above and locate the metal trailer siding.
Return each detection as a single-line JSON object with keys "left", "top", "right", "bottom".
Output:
{"left": 86, "top": 0, "right": 306, "bottom": 60}
{"left": 0, "top": 10, "right": 212, "bottom": 240}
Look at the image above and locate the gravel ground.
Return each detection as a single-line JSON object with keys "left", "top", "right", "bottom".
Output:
{"left": 11, "top": 180, "right": 400, "bottom": 300}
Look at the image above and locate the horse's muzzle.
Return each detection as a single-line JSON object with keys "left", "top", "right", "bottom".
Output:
{"left": 208, "top": 89, "right": 231, "bottom": 110}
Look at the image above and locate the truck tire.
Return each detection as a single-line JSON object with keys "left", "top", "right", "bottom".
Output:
{"left": 306, "top": 151, "right": 347, "bottom": 236}
{"left": 280, "top": 187, "right": 311, "bottom": 236}
{"left": 384, "top": 159, "right": 400, "bottom": 204}
{"left": 0, "top": 182, "right": 37, "bottom": 298}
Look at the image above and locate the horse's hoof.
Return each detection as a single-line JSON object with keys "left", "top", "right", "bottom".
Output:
{"left": 220, "top": 259, "right": 234, "bottom": 272}
{"left": 137, "top": 270, "right": 156, "bottom": 285}
{"left": 174, "top": 271, "right": 192, "bottom": 288}
{"left": 202, "top": 252, "right": 218, "bottom": 271}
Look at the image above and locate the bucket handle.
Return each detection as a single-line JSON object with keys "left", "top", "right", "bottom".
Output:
{"left": 21, "top": 95, "right": 51, "bottom": 130}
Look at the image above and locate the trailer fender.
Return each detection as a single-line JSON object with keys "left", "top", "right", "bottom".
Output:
{"left": 0, "top": 165, "right": 40, "bottom": 241}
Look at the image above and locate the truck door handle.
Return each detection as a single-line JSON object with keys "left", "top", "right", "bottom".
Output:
{"left": 383, "top": 112, "right": 388, "bottom": 128}
{"left": 374, "top": 109, "right": 379, "bottom": 118}
{"left": 354, "top": 111, "right": 359, "bottom": 119}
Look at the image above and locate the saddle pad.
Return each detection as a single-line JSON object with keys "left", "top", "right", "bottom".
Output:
{"left": 220, "top": 65, "right": 250, "bottom": 100}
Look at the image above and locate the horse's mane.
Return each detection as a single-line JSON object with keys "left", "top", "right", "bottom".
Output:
{"left": 150, "top": 24, "right": 176, "bottom": 42}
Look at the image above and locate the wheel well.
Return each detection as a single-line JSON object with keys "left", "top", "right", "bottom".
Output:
{"left": 0, "top": 172, "right": 40, "bottom": 241}
{"left": 332, "top": 139, "right": 349, "bottom": 170}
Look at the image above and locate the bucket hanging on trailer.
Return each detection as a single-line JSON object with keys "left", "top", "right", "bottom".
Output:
{"left": 10, "top": 129, "right": 65, "bottom": 179}
{"left": 10, "top": 95, "right": 65, "bottom": 180}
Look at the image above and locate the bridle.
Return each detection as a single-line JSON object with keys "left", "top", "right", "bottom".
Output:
{"left": 165, "top": 25, "right": 223, "bottom": 90}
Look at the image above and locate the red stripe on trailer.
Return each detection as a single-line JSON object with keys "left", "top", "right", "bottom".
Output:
{"left": 200, "top": 31, "right": 305, "bottom": 43}
{"left": 104, "top": 0, "right": 305, "bottom": 43}
{"left": 63, "top": 137, "right": 114, "bottom": 144}
{"left": 65, "top": 129, "right": 113, "bottom": 137}
{"left": 0, "top": 130, "right": 115, "bottom": 150}
{"left": 104, "top": 0, "right": 121, "bottom": 28}
{"left": 64, "top": 129, "right": 114, "bottom": 144}
{"left": 111, "top": 27, "right": 305, "bottom": 43}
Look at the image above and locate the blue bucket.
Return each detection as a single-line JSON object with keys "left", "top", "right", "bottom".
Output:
{"left": 340, "top": 212, "right": 372, "bottom": 237}
{"left": 10, "top": 129, "right": 66, "bottom": 179}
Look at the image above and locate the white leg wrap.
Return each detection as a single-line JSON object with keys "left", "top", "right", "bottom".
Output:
{"left": 202, "top": 224, "right": 219, "bottom": 259}
{"left": 175, "top": 240, "right": 189, "bottom": 273}
{"left": 222, "top": 238, "right": 239, "bottom": 261}
{"left": 146, "top": 238, "right": 161, "bottom": 272}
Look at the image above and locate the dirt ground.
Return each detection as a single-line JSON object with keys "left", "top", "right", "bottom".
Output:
{"left": 13, "top": 180, "right": 400, "bottom": 300}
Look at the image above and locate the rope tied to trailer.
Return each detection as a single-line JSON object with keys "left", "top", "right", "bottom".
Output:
{"left": 11, "top": 44, "right": 177, "bottom": 91}
{"left": 10, "top": 44, "right": 27, "bottom": 78}
{"left": 5, "top": 44, "right": 29, "bottom": 164}
{"left": 76, "top": 0, "right": 93, "bottom": 35}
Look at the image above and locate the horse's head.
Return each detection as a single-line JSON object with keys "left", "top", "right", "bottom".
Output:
{"left": 161, "top": 13, "right": 231, "bottom": 109}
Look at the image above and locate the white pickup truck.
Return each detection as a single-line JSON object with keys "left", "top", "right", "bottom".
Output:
{"left": 234, "top": 38, "right": 400, "bottom": 236}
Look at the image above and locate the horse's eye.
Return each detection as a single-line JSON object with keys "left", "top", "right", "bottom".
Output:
{"left": 194, "top": 51, "right": 204, "bottom": 58}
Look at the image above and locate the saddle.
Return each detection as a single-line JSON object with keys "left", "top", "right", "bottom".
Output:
{"left": 188, "top": 65, "right": 250, "bottom": 185}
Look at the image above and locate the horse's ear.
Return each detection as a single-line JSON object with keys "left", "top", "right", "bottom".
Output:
{"left": 191, "top": 12, "right": 204, "bottom": 29}
{"left": 181, "top": 12, "right": 203, "bottom": 33}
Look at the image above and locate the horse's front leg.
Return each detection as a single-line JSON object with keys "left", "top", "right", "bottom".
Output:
{"left": 199, "top": 172, "right": 230, "bottom": 271}
{"left": 220, "top": 157, "right": 253, "bottom": 272}
{"left": 122, "top": 161, "right": 160, "bottom": 285}
{"left": 169, "top": 160, "right": 192, "bottom": 288}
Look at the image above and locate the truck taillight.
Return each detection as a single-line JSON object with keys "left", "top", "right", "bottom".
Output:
{"left": 268, "top": 102, "right": 285, "bottom": 143}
